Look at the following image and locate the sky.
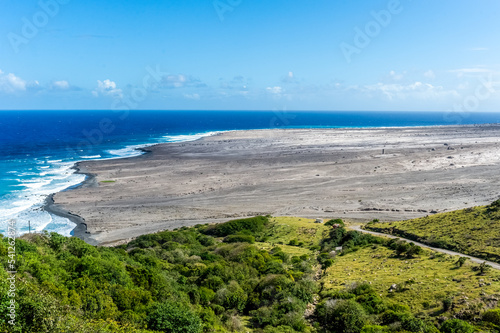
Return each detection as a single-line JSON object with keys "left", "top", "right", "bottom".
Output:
{"left": 0, "top": 0, "right": 499, "bottom": 111}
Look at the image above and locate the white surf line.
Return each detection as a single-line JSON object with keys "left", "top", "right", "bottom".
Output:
{"left": 350, "top": 225, "right": 500, "bottom": 271}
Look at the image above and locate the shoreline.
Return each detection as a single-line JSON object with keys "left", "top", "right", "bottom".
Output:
{"left": 43, "top": 193, "right": 97, "bottom": 245}
{"left": 43, "top": 163, "right": 99, "bottom": 245}
{"left": 47, "top": 124, "right": 500, "bottom": 246}
{"left": 44, "top": 148, "right": 156, "bottom": 244}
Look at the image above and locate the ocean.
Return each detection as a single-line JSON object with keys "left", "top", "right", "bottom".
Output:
{"left": 1, "top": 110, "right": 500, "bottom": 237}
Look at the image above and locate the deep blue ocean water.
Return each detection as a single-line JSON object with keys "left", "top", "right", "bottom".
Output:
{"left": 1, "top": 110, "right": 500, "bottom": 236}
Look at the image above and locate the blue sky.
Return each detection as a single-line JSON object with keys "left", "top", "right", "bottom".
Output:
{"left": 0, "top": 0, "right": 499, "bottom": 111}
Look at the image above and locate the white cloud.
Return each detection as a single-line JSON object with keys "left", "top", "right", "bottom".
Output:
{"left": 165, "top": 74, "right": 186, "bottom": 88}
{"left": 161, "top": 74, "right": 204, "bottom": 89}
{"left": 281, "top": 71, "right": 298, "bottom": 83}
{"left": 363, "top": 81, "right": 458, "bottom": 100}
{"left": 219, "top": 75, "right": 250, "bottom": 90}
{"left": 184, "top": 93, "right": 200, "bottom": 100}
{"left": 0, "top": 70, "right": 27, "bottom": 93}
{"left": 266, "top": 86, "right": 283, "bottom": 94}
{"left": 424, "top": 70, "right": 435, "bottom": 79}
{"left": 92, "top": 79, "right": 122, "bottom": 98}
{"left": 451, "top": 68, "right": 491, "bottom": 73}
{"left": 449, "top": 68, "right": 492, "bottom": 78}
{"left": 52, "top": 80, "right": 70, "bottom": 90}
{"left": 389, "top": 70, "right": 404, "bottom": 81}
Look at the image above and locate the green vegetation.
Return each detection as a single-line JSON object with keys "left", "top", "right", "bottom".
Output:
{"left": 204, "top": 215, "right": 269, "bottom": 237}
{"left": 318, "top": 221, "right": 500, "bottom": 333}
{"left": 324, "top": 219, "right": 345, "bottom": 227}
{"left": 100, "top": 180, "right": 116, "bottom": 183}
{"left": 257, "top": 216, "right": 330, "bottom": 247}
{"left": 365, "top": 199, "right": 500, "bottom": 262}
{"left": 1, "top": 212, "right": 499, "bottom": 332}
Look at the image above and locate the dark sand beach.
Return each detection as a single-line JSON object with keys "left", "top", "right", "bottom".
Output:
{"left": 49, "top": 125, "right": 500, "bottom": 246}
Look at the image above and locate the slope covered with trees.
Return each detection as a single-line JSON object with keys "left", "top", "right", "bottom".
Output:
{"left": 1, "top": 214, "right": 499, "bottom": 332}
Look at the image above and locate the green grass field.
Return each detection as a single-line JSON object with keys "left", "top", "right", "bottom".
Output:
{"left": 321, "top": 245, "right": 500, "bottom": 318}
{"left": 252, "top": 216, "right": 500, "bottom": 330}
{"left": 260, "top": 216, "right": 330, "bottom": 249}
{"left": 365, "top": 200, "right": 500, "bottom": 263}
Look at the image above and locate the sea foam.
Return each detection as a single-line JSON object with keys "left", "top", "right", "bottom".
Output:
{"left": 0, "top": 131, "right": 220, "bottom": 237}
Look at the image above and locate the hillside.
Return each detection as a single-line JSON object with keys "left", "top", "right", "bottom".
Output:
{"left": 364, "top": 199, "right": 500, "bottom": 263}
{"left": 1, "top": 215, "right": 500, "bottom": 332}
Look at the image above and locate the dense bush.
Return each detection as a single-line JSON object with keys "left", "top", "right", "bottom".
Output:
{"left": 360, "top": 325, "right": 389, "bottom": 333}
{"left": 0, "top": 214, "right": 489, "bottom": 333}
{"left": 223, "top": 234, "right": 255, "bottom": 244}
{"left": 0, "top": 217, "right": 319, "bottom": 332}
{"left": 316, "top": 299, "right": 368, "bottom": 333}
{"left": 147, "top": 302, "right": 202, "bottom": 333}
{"left": 440, "top": 319, "right": 475, "bottom": 333}
{"left": 204, "top": 216, "right": 269, "bottom": 237}
{"left": 325, "top": 218, "right": 345, "bottom": 227}
{"left": 387, "top": 239, "right": 423, "bottom": 258}
{"left": 482, "top": 308, "right": 500, "bottom": 326}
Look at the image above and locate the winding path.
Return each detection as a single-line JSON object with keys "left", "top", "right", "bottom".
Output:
{"left": 350, "top": 225, "right": 500, "bottom": 270}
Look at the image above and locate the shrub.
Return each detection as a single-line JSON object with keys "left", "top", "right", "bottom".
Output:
{"left": 350, "top": 282, "right": 374, "bottom": 296}
{"left": 147, "top": 302, "right": 202, "bottom": 333}
{"left": 199, "top": 287, "right": 216, "bottom": 305}
{"left": 361, "top": 325, "right": 388, "bottom": 333}
{"left": 216, "top": 281, "right": 247, "bottom": 312}
{"left": 66, "top": 237, "right": 99, "bottom": 258}
{"left": 405, "top": 244, "right": 423, "bottom": 258}
{"left": 442, "top": 298, "right": 453, "bottom": 311}
{"left": 224, "top": 234, "right": 255, "bottom": 244}
{"left": 440, "top": 319, "right": 475, "bottom": 333}
{"left": 482, "top": 309, "right": 500, "bottom": 326}
{"left": 356, "top": 293, "right": 385, "bottom": 314}
{"left": 48, "top": 232, "right": 66, "bottom": 251}
{"left": 326, "top": 226, "right": 347, "bottom": 247}
{"left": 14, "top": 238, "right": 37, "bottom": 255}
{"left": 263, "top": 325, "right": 298, "bottom": 333}
{"left": 206, "top": 216, "right": 269, "bottom": 237}
{"left": 401, "top": 317, "right": 439, "bottom": 333}
{"left": 380, "top": 310, "right": 412, "bottom": 325}
{"left": 291, "top": 279, "right": 317, "bottom": 303}
{"left": 316, "top": 299, "right": 368, "bottom": 333}
{"left": 325, "top": 219, "right": 345, "bottom": 227}
{"left": 455, "top": 257, "right": 467, "bottom": 267}
{"left": 472, "top": 262, "right": 491, "bottom": 275}
{"left": 322, "top": 259, "right": 334, "bottom": 269}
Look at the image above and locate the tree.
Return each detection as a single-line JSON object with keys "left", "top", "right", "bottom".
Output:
{"left": 440, "top": 319, "right": 475, "bottom": 333}
{"left": 147, "top": 302, "right": 202, "bottom": 333}
{"left": 473, "top": 262, "right": 491, "bottom": 275}
{"left": 48, "top": 232, "right": 66, "bottom": 251}
{"left": 325, "top": 219, "right": 345, "bottom": 227}
{"left": 216, "top": 281, "right": 248, "bottom": 312}
{"left": 482, "top": 309, "right": 500, "bottom": 326}
{"left": 361, "top": 325, "right": 388, "bottom": 333}
{"left": 455, "top": 257, "right": 467, "bottom": 268}
{"left": 316, "top": 299, "right": 368, "bottom": 333}
{"left": 405, "top": 244, "right": 423, "bottom": 259}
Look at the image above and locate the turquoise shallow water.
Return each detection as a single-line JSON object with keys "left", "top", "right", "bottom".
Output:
{"left": 1, "top": 110, "right": 499, "bottom": 236}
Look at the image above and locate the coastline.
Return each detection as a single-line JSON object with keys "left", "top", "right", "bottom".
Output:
{"left": 43, "top": 193, "right": 97, "bottom": 245}
{"left": 43, "top": 146, "right": 157, "bottom": 244}
{"left": 49, "top": 124, "right": 500, "bottom": 246}
{"left": 43, "top": 163, "right": 99, "bottom": 245}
